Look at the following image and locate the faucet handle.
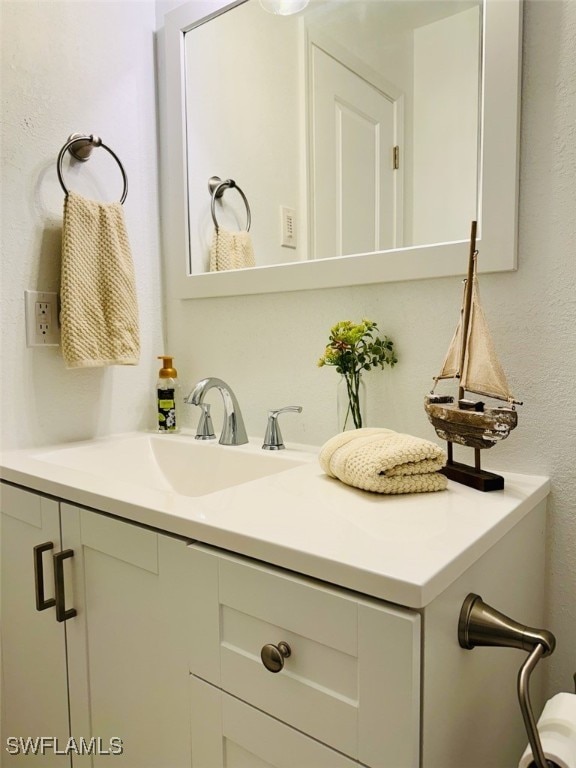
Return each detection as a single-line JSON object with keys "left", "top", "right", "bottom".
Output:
{"left": 262, "top": 406, "right": 302, "bottom": 451}
{"left": 195, "top": 403, "right": 216, "bottom": 441}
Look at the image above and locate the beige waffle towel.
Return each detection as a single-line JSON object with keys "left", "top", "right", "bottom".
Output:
{"left": 60, "top": 192, "right": 140, "bottom": 368}
{"left": 319, "top": 428, "right": 448, "bottom": 494}
{"left": 209, "top": 228, "right": 255, "bottom": 271}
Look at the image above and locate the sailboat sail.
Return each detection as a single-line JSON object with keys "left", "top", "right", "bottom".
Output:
{"left": 434, "top": 281, "right": 466, "bottom": 382}
{"left": 436, "top": 322, "right": 462, "bottom": 380}
{"left": 432, "top": 264, "right": 517, "bottom": 403}
{"left": 460, "top": 277, "right": 515, "bottom": 402}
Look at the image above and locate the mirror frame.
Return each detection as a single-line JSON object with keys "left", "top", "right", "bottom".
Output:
{"left": 159, "top": 0, "right": 522, "bottom": 299}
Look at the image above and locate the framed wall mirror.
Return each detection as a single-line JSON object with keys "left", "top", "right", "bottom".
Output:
{"left": 159, "top": 0, "right": 521, "bottom": 298}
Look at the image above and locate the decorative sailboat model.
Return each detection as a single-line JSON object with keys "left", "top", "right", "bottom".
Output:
{"left": 424, "top": 221, "right": 522, "bottom": 491}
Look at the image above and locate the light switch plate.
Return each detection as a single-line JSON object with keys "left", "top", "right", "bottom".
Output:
{"left": 281, "top": 206, "right": 297, "bottom": 249}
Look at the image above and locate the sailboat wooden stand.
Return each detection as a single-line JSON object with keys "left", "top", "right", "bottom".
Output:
{"left": 443, "top": 444, "right": 505, "bottom": 492}
{"left": 424, "top": 222, "right": 521, "bottom": 492}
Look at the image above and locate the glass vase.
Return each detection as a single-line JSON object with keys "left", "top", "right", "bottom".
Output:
{"left": 337, "top": 373, "right": 366, "bottom": 431}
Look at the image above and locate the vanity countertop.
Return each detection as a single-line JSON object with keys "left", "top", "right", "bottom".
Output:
{"left": 0, "top": 431, "right": 549, "bottom": 609}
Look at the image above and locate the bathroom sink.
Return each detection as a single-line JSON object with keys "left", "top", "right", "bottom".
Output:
{"left": 35, "top": 432, "right": 311, "bottom": 497}
{"left": 149, "top": 434, "right": 310, "bottom": 496}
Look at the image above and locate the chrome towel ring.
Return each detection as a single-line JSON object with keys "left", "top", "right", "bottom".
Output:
{"left": 57, "top": 133, "right": 128, "bottom": 204}
{"left": 209, "top": 176, "right": 251, "bottom": 232}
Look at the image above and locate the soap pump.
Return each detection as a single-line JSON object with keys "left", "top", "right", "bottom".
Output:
{"left": 156, "top": 356, "right": 179, "bottom": 432}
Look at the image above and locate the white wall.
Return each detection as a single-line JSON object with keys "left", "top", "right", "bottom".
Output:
{"left": 0, "top": 0, "right": 164, "bottom": 449}
{"left": 164, "top": 0, "right": 576, "bottom": 696}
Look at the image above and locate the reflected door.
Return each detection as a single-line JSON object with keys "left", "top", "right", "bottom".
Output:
{"left": 310, "top": 45, "right": 403, "bottom": 260}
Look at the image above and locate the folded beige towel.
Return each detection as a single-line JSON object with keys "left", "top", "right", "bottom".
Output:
{"left": 60, "top": 192, "right": 140, "bottom": 368}
{"left": 209, "top": 228, "right": 255, "bottom": 272}
{"left": 319, "top": 428, "right": 448, "bottom": 494}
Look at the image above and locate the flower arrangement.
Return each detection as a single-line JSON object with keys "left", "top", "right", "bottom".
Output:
{"left": 318, "top": 319, "right": 397, "bottom": 429}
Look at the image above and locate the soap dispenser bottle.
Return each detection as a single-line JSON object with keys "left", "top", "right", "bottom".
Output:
{"left": 156, "top": 356, "right": 179, "bottom": 432}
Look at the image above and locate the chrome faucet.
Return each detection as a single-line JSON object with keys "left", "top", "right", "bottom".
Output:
{"left": 184, "top": 377, "right": 248, "bottom": 446}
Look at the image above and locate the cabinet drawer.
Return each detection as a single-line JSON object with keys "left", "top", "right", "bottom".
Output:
{"left": 191, "top": 675, "right": 364, "bottom": 768}
{"left": 189, "top": 546, "right": 420, "bottom": 768}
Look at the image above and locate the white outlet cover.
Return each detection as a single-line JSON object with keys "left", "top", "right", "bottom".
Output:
{"left": 25, "top": 290, "right": 60, "bottom": 347}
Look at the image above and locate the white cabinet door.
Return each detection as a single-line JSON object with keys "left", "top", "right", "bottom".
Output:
{"left": 1, "top": 484, "right": 70, "bottom": 767}
{"left": 60, "top": 504, "right": 193, "bottom": 768}
{"left": 191, "top": 676, "right": 362, "bottom": 768}
{"left": 1, "top": 484, "right": 194, "bottom": 768}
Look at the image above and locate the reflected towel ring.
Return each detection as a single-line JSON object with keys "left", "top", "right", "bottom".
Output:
{"left": 209, "top": 176, "right": 251, "bottom": 232}
{"left": 57, "top": 134, "right": 128, "bottom": 204}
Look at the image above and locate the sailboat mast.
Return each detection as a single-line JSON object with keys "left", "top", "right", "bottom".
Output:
{"left": 458, "top": 221, "right": 478, "bottom": 402}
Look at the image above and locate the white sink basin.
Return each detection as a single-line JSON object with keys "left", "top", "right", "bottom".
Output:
{"left": 35, "top": 432, "right": 312, "bottom": 497}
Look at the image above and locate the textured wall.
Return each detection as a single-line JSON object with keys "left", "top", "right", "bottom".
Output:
{"left": 164, "top": 0, "right": 576, "bottom": 695}
{"left": 0, "top": 0, "right": 164, "bottom": 449}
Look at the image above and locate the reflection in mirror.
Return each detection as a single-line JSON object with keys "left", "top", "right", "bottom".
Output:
{"left": 159, "top": 0, "right": 520, "bottom": 297}
{"left": 184, "top": 0, "right": 481, "bottom": 274}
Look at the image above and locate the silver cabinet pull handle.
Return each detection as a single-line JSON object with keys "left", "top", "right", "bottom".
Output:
{"left": 33, "top": 542, "right": 56, "bottom": 612}
{"left": 261, "top": 641, "right": 291, "bottom": 673}
{"left": 54, "top": 549, "right": 77, "bottom": 623}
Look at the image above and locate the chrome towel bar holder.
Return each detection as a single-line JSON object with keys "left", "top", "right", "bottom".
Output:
{"left": 208, "top": 175, "right": 251, "bottom": 232}
{"left": 57, "top": 133, "right": 128, "bottom": 204}
{"left": 458, "top": 593, "right": 558, "bottom": 768}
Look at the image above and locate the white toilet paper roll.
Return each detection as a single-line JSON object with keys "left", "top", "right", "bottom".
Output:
{"left": 518, "top": 693, "right": 576, "bottom": 768}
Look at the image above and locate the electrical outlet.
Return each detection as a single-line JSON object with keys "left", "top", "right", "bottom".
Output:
{"left": 25, "top": 290, "right": 60, "bottom": 347}
{"left": 281, "top": 206, "right": 297, "bottom": 249}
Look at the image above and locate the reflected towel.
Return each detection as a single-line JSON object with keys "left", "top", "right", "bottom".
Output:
{"left": 209, "top": 228, "right": 255, "bottom": 271}
{"left": 60, "top": 192, "right": 140, "bottom": 368}
{"left": 319, "top": 428, "right": 448, "bottom": 494}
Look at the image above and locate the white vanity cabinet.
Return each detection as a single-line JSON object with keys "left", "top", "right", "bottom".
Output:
{"left": 184, "top": 493, "right": 548, "bottom": 768}
{"left": 1, "top": 483, "right": 193, "bottom": 767}
{"left": 188, "top": 546, "right": 421, "bottom": 768}
{"left": 0, "top": 455, "right": 550, "bottom": 768}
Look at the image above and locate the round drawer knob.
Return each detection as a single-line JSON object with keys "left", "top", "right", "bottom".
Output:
{"left": 261, "top": 641, "right": 291, "bottom": 673}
